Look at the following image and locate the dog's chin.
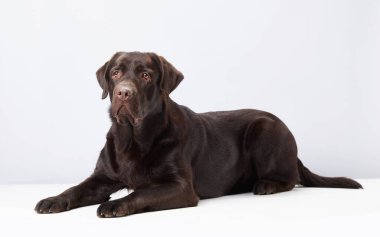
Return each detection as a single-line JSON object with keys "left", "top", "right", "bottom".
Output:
{"left": 113, "top": 106, "right": 143, "bottom": 126}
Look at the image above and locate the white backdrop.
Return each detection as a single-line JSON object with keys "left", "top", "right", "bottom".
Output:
{"left": 0, "top": 0, "right": 379, "bottom": 184}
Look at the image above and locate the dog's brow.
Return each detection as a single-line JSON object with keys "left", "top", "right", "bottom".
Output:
{"left": 115, "top": 54, "right": 131, "bottom": 65}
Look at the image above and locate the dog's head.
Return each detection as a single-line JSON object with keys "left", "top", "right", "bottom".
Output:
{"left": 96, "top": 52, "right": 183, "bottom": 126}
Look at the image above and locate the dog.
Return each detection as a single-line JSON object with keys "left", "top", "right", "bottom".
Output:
{"left": 35, "top": 52, "right": 362, "bottom": 218}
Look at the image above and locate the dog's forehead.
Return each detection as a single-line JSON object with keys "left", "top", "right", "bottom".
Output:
{"left": 113, "top": 52, "right": 152, "bottom": 67}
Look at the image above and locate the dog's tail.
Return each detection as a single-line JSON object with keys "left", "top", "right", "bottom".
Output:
{"left": 297, "top": 158, "right": 362, "bottom": 189}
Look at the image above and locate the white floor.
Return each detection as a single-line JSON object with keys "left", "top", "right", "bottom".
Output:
{"left": 1, "top": 179, "right": 379, "bottom": 237}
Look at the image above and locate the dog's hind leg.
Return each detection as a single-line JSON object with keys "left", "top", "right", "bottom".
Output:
{"left": 245, "top": 116, "right": 299, "bottom": 195}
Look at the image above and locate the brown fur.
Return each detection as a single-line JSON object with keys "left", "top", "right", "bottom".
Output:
{"left": 35, "top": 52, "right": 362, "bottom": 218}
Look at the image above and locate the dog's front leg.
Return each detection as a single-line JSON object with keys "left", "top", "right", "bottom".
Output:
{"left": 35, "top": 174, "right": 124, "bottom": 214}
{"left": 97, "top": 182, "right": 199, "bottom": 218}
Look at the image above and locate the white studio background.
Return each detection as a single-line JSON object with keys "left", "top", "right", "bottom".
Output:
{"left": 0, "top": 0, "right": 379, "bottom": 184}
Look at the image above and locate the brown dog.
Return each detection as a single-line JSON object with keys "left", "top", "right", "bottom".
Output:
{"left": 35, "top": 52, "right": 362, "bottom": 218}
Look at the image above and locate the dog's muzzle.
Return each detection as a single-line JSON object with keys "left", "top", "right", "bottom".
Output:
{"left": 114, "top": 81, "right": 137, "bottom": 102}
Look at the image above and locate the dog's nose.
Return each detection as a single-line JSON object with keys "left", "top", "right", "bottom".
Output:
{"left": 116, "top": 86, "right": 133, "bottom": 101}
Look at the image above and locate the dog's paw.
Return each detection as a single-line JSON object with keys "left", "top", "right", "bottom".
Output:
{"left": 97, "top": 200, "right": 129, "bottom": 218}
{"left": 35, "top": 197, "right": 70, "bottom": 214}
{"left": 253, "top": 180, "right": 277, "bottom": 195}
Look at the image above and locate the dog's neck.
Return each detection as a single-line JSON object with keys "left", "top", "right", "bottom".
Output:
{"left": 111, "top": 98, "right": 178, "bottom": 155}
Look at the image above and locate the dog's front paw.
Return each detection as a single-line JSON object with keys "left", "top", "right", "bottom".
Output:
{"left": 97, "top": 200, "right": 129, "bottom": 218}
{"left": 35, "top": 196, "right": 70, "bottom": 214}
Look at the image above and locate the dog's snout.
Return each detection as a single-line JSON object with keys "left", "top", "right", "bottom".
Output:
{"left": 117, "top": 87, "right": 131, "bottom": 101}
{"left": 115, "top": 86, "right": 135, "bottom": 101}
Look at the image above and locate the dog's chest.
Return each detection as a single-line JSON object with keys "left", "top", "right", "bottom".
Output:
{"left": 113, "top": 152, "right": 150, "bottom": 189}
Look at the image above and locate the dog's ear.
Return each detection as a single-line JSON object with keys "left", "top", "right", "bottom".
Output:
{"left": 150, "top": 53, "right": 184, "bottom": 95}
{"left": 96, "top": 61, "right": 110, "bottom": 99}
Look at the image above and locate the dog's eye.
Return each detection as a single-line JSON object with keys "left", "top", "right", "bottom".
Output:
{"left": 111, "top": 70, "right": 120, "bottom": 79}
{"left": 141, "top": 72, "right": 151, "bottom": 81}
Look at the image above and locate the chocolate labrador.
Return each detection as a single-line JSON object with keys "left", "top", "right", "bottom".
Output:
{"left": 35, "top": 52, "right": 362, "bottom": 218}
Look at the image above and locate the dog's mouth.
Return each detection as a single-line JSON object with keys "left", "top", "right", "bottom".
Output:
{"left": 114, "top": 105, "right": 143, "bottom": 126}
